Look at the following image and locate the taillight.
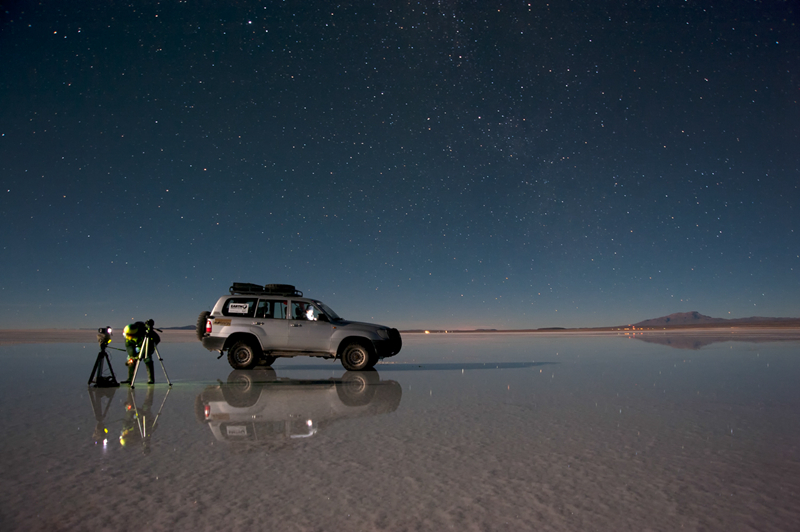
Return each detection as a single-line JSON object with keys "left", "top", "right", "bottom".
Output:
{"left": 205, "top": 318, "right": 212, "bottom": 334}
{"left": 204, "top": 405, "right": 211, "bottom": 420}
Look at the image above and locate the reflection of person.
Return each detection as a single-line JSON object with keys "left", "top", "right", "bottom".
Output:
{"left": 121, "top": 321, "right": 160, "bottom": 384}
{"left": 120, "top": 385, "right": 155, "bottom": 450}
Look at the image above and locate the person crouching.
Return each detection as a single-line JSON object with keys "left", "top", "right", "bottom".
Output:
{"left": 121, "top": 321, "right": 160, "bottom": 384}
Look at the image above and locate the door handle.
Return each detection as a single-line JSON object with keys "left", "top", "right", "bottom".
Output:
{"left": 253, "top": 321, "right": 264, "bottom": 325}
{"left": 291, "top": 323, "right": 302, "bottom": 327}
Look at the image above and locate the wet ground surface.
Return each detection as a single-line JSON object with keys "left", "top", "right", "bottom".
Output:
{"left": 1, "top": 333, "right": 799, "bottom": 530}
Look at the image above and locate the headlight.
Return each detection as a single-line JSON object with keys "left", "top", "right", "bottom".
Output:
{"left": 377, "top": 329, "right": 390, "bottom": 339}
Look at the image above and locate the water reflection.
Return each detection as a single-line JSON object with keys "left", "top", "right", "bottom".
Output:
{"left": 121, "top": 386, "right": 171, "bottom": 453}
{"left": 88, "top": 387, "right": 117, "bottom": 447}
{"left": 282, "top": 361, "right": 555, "bottom": 371}
{"left": 195, "top": 369, "right": 402, "bottom": 451}
{"left": 88, "top": 385, "right": 171, "bottom": 453}
{"left": 630, "top": 330, "right": 800, "bottom": 349}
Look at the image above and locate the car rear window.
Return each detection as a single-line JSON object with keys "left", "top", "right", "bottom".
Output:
{"left": 222, "top": 298, "right": 257, "bottom": 317}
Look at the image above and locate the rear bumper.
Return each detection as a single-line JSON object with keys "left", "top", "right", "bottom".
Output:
{"left": 201, "top": 336, "right": 226, "bottom": 352}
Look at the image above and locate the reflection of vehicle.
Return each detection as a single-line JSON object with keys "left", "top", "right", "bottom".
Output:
{"left": 194, "top": 369, "right": 402, "bottom": 451}
{"left": 196, "top": 283, "right": 402, "bottom": 371}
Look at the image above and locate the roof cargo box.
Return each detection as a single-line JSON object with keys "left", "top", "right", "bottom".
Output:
{"left": 229, "top": 283, "right": 303, "bottom": 297}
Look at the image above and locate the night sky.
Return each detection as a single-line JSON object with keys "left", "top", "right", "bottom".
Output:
{"left": 1, "top": 1, "right": 798, "bottom": 330}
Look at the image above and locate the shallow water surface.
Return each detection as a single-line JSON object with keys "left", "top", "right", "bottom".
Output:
{"left": 0, "top": 333, "right": 799, "bottom": 531}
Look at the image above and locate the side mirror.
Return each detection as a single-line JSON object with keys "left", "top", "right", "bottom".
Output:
{"left": 318, "top": 314, "right": 329, "bottom": 323}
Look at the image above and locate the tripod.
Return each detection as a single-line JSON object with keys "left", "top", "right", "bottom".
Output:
{"left": 130, "top": 321, "right": 172, "bottom": 388}
{"left": 126, "top": 385, "right": 171, "bottom": 453}
{"left": 88, "top": 342, "right": 120, "bottom": 388}
{"left": 88, "top": 386, "right": 118, "bottom": 444}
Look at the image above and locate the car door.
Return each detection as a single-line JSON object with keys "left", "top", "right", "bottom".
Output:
{"left": 252, "top": 299, "right": 288, "bottom": 349}
{"left": 286, "top": 300, "right": 332, "bottom": 353}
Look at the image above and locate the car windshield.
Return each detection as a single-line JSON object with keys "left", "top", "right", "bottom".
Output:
{"left": 314, "top": 301, "right": 341, "bottom": 321}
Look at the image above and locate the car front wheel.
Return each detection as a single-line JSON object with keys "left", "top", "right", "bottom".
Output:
{"left": 259, "top": 354, "right": 277, "bottom": 367}
{"left": 340, "top": 341, "right": 375, "bottom": 371}
{"left": 227, "top": 341, "right": 259, "bottom": 370}
{"left": 336, "top": 370, "right": 379, "bottom": 406}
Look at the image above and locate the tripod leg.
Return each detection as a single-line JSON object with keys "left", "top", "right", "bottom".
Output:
{"left": 130, "top": 358, "right": 141, "bottom": 388}
{"left": 153, "top": 345, "right": 172, "bottom": 386}
{"left": 88, "top": 352, "right": 103, "bottom": 385}
{"left": 149, "top": 386, "right": 171, "bottom": 434}
{"left": 127, "top": 387, "right": 144, "bottom": 439}
{"left": 130, "top": 337, "right": 146, "bottom": 389}
{"left": 89, "top": 387, "right": 103, "bottom": 420}
{"left": 100, "top": 388, "right": 117, "bottom": 418}
{"left": 105, "top": 353, "right": 118, "bottom": 382}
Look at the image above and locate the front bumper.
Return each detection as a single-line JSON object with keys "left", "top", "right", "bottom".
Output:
{"left": 373, "top": 329, "right": 402, "bottom": 358}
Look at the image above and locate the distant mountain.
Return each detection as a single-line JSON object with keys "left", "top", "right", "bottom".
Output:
{"left": 634, "top": 311, "right": 723, "bottom": 327}
{"left": 633, "top": 311, "right": 800, "bottom": 328}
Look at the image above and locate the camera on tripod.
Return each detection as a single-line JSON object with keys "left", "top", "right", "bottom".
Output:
{"left": 97, "top": 327, "right": 112, "bottom": 349}
{"left": 89, "top": 326, "right": 119, "bottom": 388}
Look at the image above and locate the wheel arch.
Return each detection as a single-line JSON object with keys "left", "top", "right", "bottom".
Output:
{"left": 335, "top": 335, "right": 376, "bottom": 358}
{"left": 223, "top": 332, "right": 262, "bottom": 353}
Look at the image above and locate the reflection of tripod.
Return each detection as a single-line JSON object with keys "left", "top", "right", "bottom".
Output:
{"left": 88, "top": 386, "right": 118, "bottom": 444}
{"left": 130, "top": 320, "right": 171, "bottom": 388}
{"left": 88, "top": 335, "right": 120, "bottom": 388}
{"left": 125, "top": 385, "right": 171, "bottom": 453}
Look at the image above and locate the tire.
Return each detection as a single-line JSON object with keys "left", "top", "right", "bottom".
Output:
{"left": 223, "top": 369, "right": 272, "bottom": 407}
{"left": 196, "top": 311, "right": 210, "bottom": 341}
{"left": 227, "top": 368, "right": 277, "bottom": 384}
{"left": 258, "top": 354, "right": 277, "bottom": 367}
{"left": 336, "top": 370, "right": 378, "bottom": 406}
{"left": 227, "top": 341, "right": 259, "bottom": 370}
{"left": 340, "top": 341, "right": 374, "bottom": 371}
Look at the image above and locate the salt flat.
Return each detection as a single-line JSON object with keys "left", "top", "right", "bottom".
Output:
{"left": 0, "top": 332, "right": 798, "bottom": 531}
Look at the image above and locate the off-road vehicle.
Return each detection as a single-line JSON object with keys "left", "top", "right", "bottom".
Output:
{"left": 196, "top": 283, "right": 402, "bottom": 371}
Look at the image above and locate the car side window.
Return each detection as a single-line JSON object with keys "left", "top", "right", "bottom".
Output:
{"left": 291, "top": 301, "right": 320, "bottom": 321}
{"left": 256, "top": 299, "right": 287, "bottom": 319}
{"left": 222, "top": 298, "right": 257, "bottom": 318}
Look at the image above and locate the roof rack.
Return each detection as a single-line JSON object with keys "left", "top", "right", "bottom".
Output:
{"left": 229, "top": 283, "right": 303, "bottom": 297}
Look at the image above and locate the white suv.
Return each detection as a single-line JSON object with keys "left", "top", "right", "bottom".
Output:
{"left": 196, "top": 283, "right": 402, "bottom": 371}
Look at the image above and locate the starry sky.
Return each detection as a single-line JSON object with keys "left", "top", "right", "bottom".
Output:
{"left": 1, "top": 0, "right": 798, "bottom": 330}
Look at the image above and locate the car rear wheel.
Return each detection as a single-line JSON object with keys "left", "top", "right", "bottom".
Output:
{"left": 340, "top": 341, "right": 375, "bottom": 371}
{"left": 222, "top": 369, "right": 275, "bottom": 407}
{"left": 227, "top": 341, "right": 259, "bottom": 370}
